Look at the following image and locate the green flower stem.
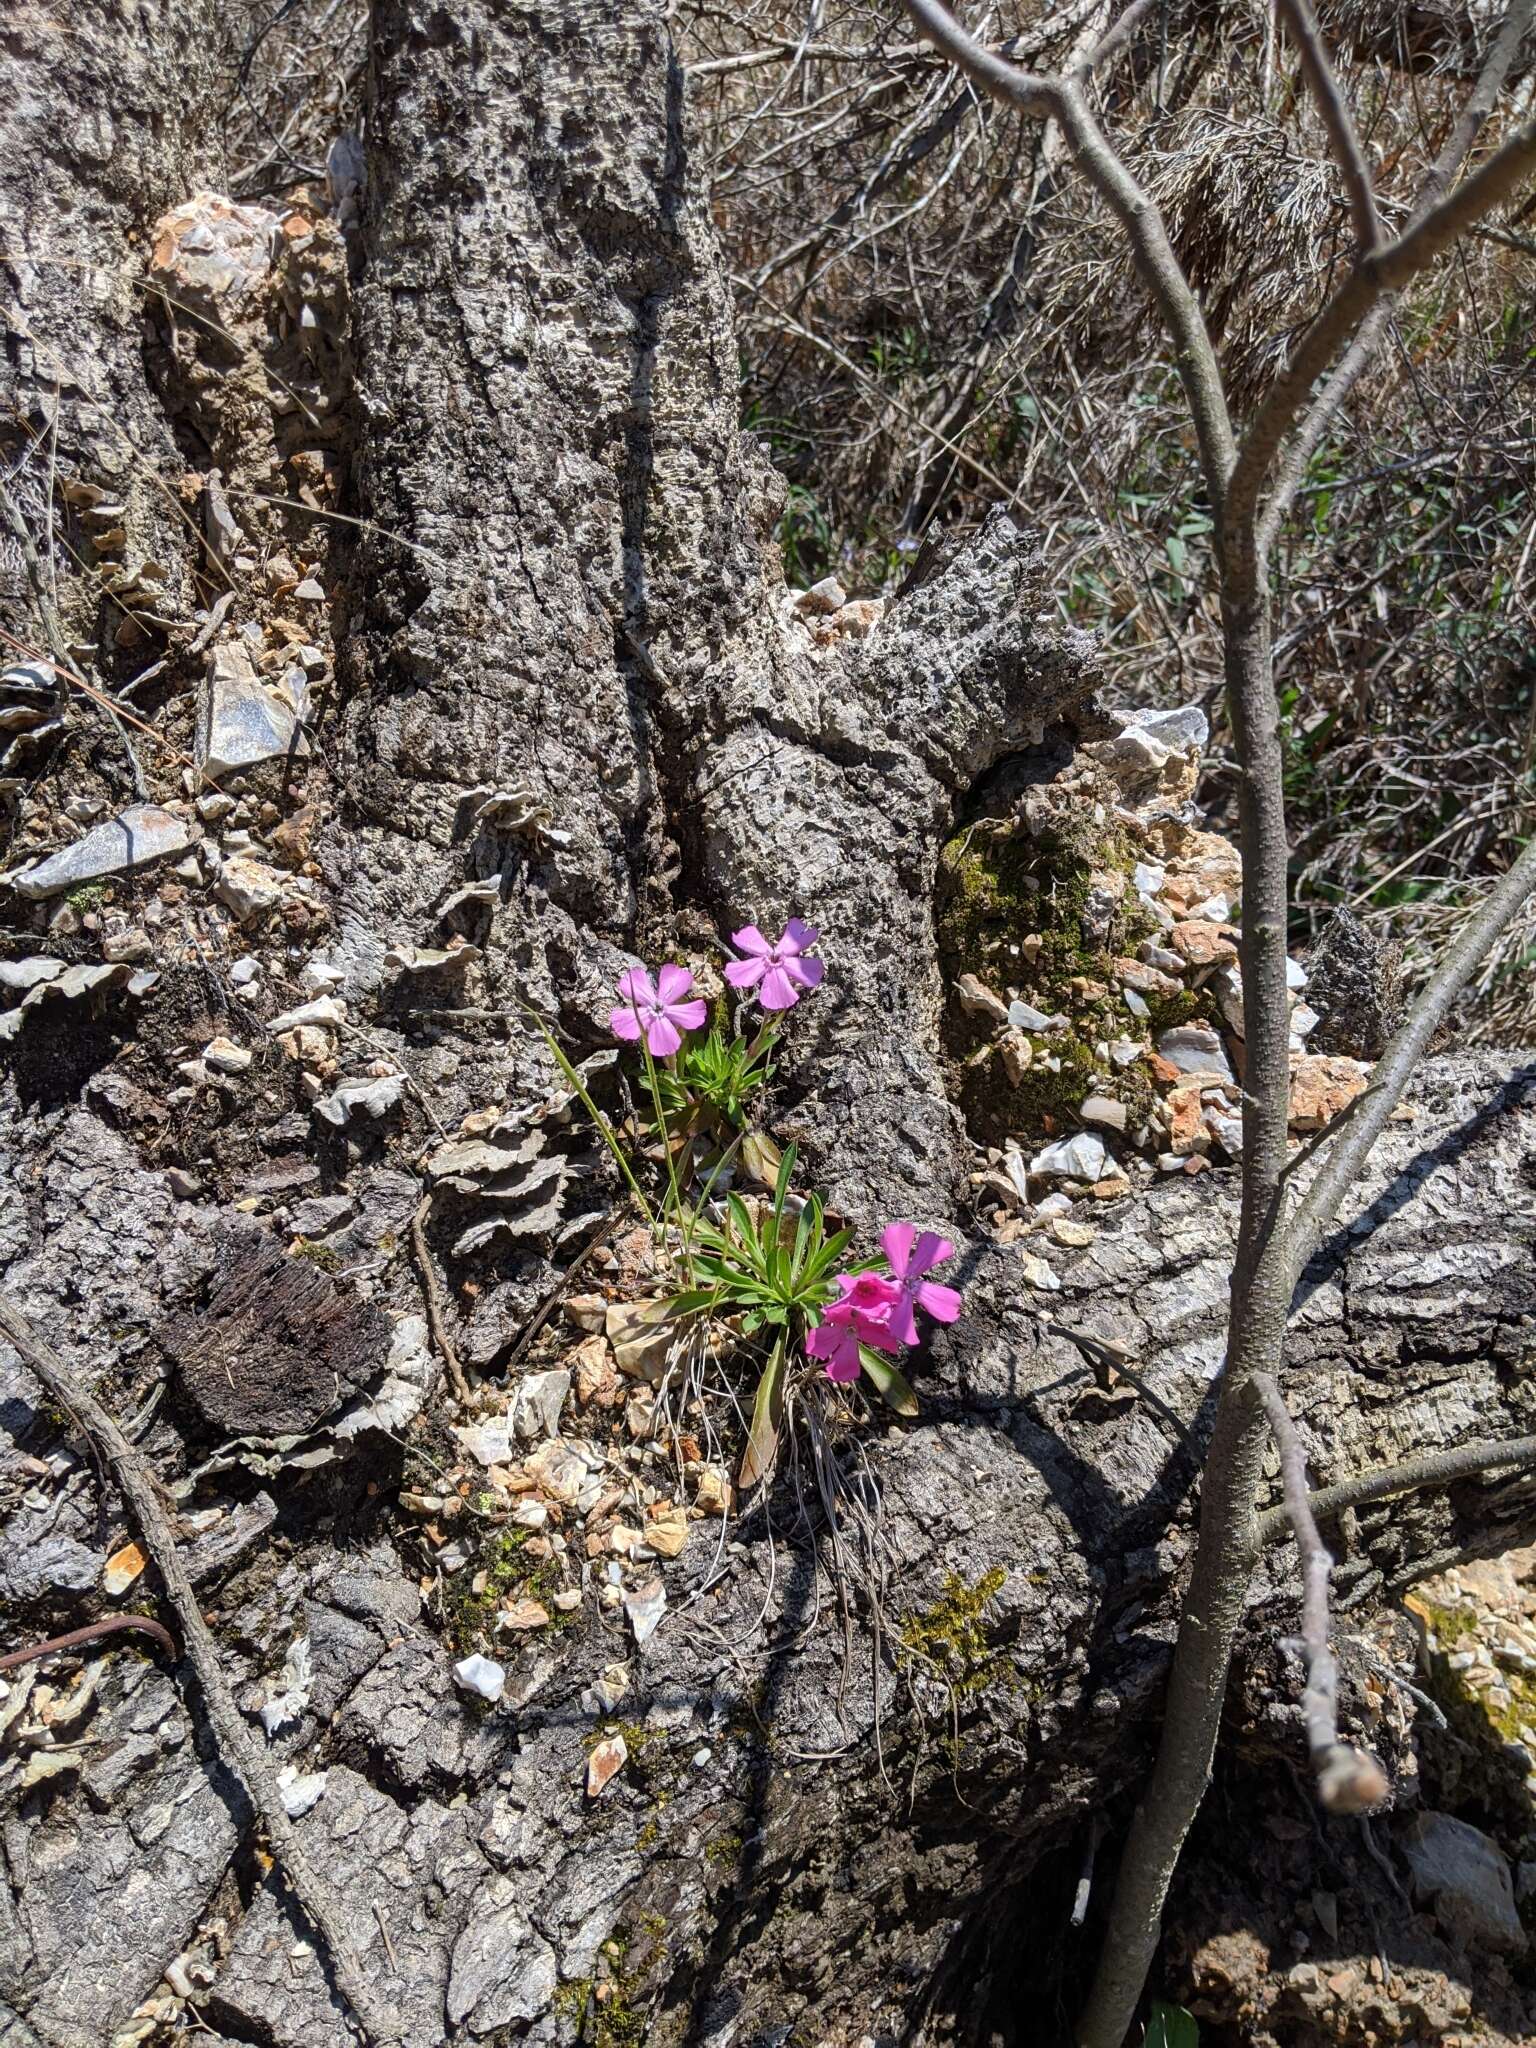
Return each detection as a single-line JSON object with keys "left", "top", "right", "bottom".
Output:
{"left": 640, "top": 1040, "right": 694, "bottom": 1284}
{"left": 523, "top": 1010, "right": 658, "bottom": 1238}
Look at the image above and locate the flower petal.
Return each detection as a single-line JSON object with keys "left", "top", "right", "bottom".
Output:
{"left": 916, "top": 1279, "right": 963, "bottom": 1325}
{"left": 724, "top": 956, "right": 766, "bottom": 989}
{"left": 615, "top": 966, "right": 656, "bottom": 1007}
{"left": 881, "top": 1221, "right": 917, "bottom": 1279}
{"left": 784, "top": 953, "right": 824, "bottom": 990}
{"left": 757, "top": 965, "right": 800, "bottom": 1010}
{"left": 656, "top": 962, "right": 694, "bottom": 1005}
{"left": 781, "top": 917, "right": 819, "bottom": 952}
{"left": 910, "top": 1230, "right": 955, "bottom": 1278}
{"left": 851, "top": 1312, "right": 901, "bottom": 1353}
{"left": 669, "top": 998, "right": 708, "bottom": 1032}
{"left": 729, "top": 925, "right": 771, "bottom": 957}
{"left": 610, "top": 1006, "right": 644, "bottom": 1041}
{"left": 823, "top": 1350, "right": 863, "bottom": 1384}
{"left": 883, "top": 1298, "right": 920, "bottom": 1348}
{"left": 645, "top": 1014, "right": 683, "bottom": 1057}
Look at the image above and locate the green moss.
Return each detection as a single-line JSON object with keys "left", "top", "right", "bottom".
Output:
{"left": 936, "top": 812, "right": 1174, "bottom": 1145}
{"left": 899, "top": 1567, "right": 1016, "bottom": 1700}
{"left": 66, "top": 882, "right": 108, "bottom": 913}
{"left": 293, "top": 1238, "right": 341, "bottom": 1271}
{"left": 555, "top": 1925, "right": 655, "bottom": 2047}
{"left": 439, "top": 1526, "right": 568, "bottom": 1655}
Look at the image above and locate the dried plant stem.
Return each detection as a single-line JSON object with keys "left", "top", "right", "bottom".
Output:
{"left": 1253, "top": 1372, "right": 1389, "bottom": 1812}
{"left": 410, "top": 1192, "right": 472, "bottom": 1406}
{"left": 0, "top": 1294, "right": 398, "bottom": 2048}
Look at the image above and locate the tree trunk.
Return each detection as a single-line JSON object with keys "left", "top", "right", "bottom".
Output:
{"left": 3, "top": 7, "right": 1536, "bottom": 2047}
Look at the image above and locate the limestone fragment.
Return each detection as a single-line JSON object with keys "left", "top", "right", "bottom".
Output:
{"left": 7, "top": 805, "right": 194, "bottom": 899}
{"left": 586, "top": 1733, "right": 628, "bottom": 1798}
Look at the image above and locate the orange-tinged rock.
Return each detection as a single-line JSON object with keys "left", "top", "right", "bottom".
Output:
{"left": 586, "top": 1733, "right": 628, "bottom": 1798}
{"left": 1170, "top": 920, "right": 1238, "bottom": 967}
{"left": 1289, "top": 1054, "right": 1369, "bottom": 1133}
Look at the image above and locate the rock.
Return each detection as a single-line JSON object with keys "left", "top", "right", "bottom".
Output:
{"left": 585, "top": 1733, "right": 628, "bottom": 1798}
{"left": 1018, "top": 1252, "right": 1061, "bottom": 1291}
{"left": 570, "top": 1334, "right": 619, "bottom": 1406}
{"left": 1288, "top": 1053, "right": 1369, "bottom": 1132}
{"left": 0, "top": 957, "right": 64, "bottom": 994}
{"left": 1007, "top": 998, "right": 1054, "bottom": 1031}
{"left": 202, "top": 1035, "right": 253, "bottom": 1074}
{"left": 508, "top": 1368, "right": 570, "bottom": 1441}
{"left": 150, "top": 192, "right": 280, "bottom": 313}
{"left": 1079, "top": 1095, "right": 1127, "bottom": 1131}
{"left": 313, "top": 1072, "right": 404, "bottom": 1125}
{"left": 1155, "top": 1024, "right": 1233, "bottom": 1080}
{"left": 624, "top": 1575, "right": 667, "bottom": 1647}
{"left": 694, "top": 1464, "right": 733, "bottom": 1516}
{"left": 794, "top": 576, "right": 846, "bottom": 615}
{"left": 1170, "top": 920, "right": 1238, "bottom": 968}
{"left": 102, "top": 1541, "right": 147, "bottom": 1596}
{"left": 446, "top": 1877, "right": 559, "bottom": 2031}
{"left": 1049, "top": 1217, "right": 1096, "bottom": 1248}
{"left": 1164, "top": 1082, "right": 1210, "bottom": 1156}
{"left": 276, "top": 1765, "right": 329, "bottom": 1819}
{"left": 294, "top": 577, "right": 325, "bottom": 602}
{"left": 6, "top": 804, "right": 194, "bottom": 899}
{"left": 832, "top": 597, "right": 883, "bottom": 638}
{"left": 1132, "top": 861, "right": 1166, "bottom": 896}
{"left": 565, "top": 1294, "right": 607, "bottom": 1333}
{"left": 1139, "top": 705, "right": 1209, "bottom": 752}
{"left": 643, "top": 1506, "right": 689, "bottom": 1558}
{"left": 525, "top": 1437, "right": 603, "bottom": 1509}
{"left": 998, "top": 1029, "right": 1033, "bottom": 1084}
{"left": 1400, "top": 1812, "right": 1524, "bottom": 1953}
{"left": 955, "top": 973, "right": 1008, "bottom": 1023}
{"left": 268, "top": 995, "right": 346, "bottom": 1033}
{"left": 500, "top": 1599, "right": 550, "bottom": 1631}
{"left": 199, "top": 640, "right": 306, "bottom": 778}
{"left": 607, "top": 1299, "right": 682, "bottom": 1385}
{"left": 385, "top": 940, "right": 482, "bottom": 975}
{"left": 1114, "top": 957, "right": 1182, "bottom": 997}
{"left": 216, "top": 855, "right": 286, "bottom": 922}
{"left": 453, "top": 1654, "right": 505, "bottom": 1702}
{"left": 1029, "top": 1132, "right": 1107, "bottom": 1182}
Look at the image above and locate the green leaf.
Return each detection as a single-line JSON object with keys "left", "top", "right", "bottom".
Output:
{"left": 1145, "top": 2002, "right": 1199, "bottom": 2048}
{"left": 738, "top": 1340, "right": 786, "bottom": 1490}
{"left": 858, "top": 1347, "right": 919, "bottom": 1417}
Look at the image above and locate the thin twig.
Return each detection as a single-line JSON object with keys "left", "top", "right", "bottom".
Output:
{"left": 1286, "top": 831, "right": 1536, "bottom": 1283}
{"left": 0, "top": 1294, "right": 397, "bottom": 2047}
{"left": 1258, "top": 1430, "right": 1536, "bottom": 1541}
{"left": 1276, "top": 0, "right": 1382, "bottom": 255}
{"left": 0, "top": 1613, "right": 177, "bottom": 1673}
{"left": 409, "top": 1193, "right": 472, "bottom": 1406}
{"left": 1254, "top": 1372, "right": 1389, "bottom": 1812}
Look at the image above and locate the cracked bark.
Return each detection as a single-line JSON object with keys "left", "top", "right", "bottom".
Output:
{"left": 3, "top": 5, "right": 1536, "bottom": 2047}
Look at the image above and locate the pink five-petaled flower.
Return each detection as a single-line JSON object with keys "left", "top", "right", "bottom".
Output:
{"left": 806, "top": 1270, "right": 902, "bottom": 1384}
{"left": 881, "top": 1222, "right": 963, "bottom": 1347}
{"left": 609, "top": 963, "right": 708, "bottom": 1058}
{"left": 724, "top": 917, "right": 825, "bottom": 1012}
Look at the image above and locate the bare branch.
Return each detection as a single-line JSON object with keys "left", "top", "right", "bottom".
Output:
{"left": 1228, "top": 97, "right": 1536, "bottom": 539}
{"left": 1071, "top": 0, "right": 1160, "bottom": 81}
{"left": 1259, "top": 1432, "right": 1536, "bottom": 1542}
{"left": 0, "top": 1294, "right": 399, "bottom": 2048}
{"left": 1254, "top": 1373, "right": 1391, "bottom": 1813}
{"left": 1416, "top": 0, "right": 1536, "bottom": 217}
{"left": 1286, "top": 831, "right": 1536, "bottom": 1284}
{"left": 899, "top": 0, "right": 1236, "bottom": 503}
{"left": 1257, "top": 0, "right": 1535, "bottom": 548}
{"left": 1276, "top": 0, "right": 1382, "bottom": 256}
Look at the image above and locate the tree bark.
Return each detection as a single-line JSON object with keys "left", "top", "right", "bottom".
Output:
{"left": 3, "top": 6, "right": 1536, "bottom": 2047}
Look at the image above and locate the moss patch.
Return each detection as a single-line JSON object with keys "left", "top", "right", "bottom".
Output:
{"left": 440, "top": 1526, "right": 567, "bottom": 1655}
{"left": 899, "top": 1567, "right": 1015, "bottom": 1699}
{"left": 936, "top": 808, "right": 1202, "bottom": 1146}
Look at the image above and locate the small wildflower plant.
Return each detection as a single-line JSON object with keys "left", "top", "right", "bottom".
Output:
{"left": 533, "top": 914, "right": 964, "bottom": 1486}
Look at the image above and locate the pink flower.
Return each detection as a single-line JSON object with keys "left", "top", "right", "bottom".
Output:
{"left": 881, "top": 1222, "right": 963, "bottom": 1346}
{"left": 806, "top": 1271, "right": 902, "bottom": 1383}
{"left": 724, "top": 917, "right": 825, "bottom": 1012}
{"left": 609, "top": 963, "right": 707, "bottom": 1057}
